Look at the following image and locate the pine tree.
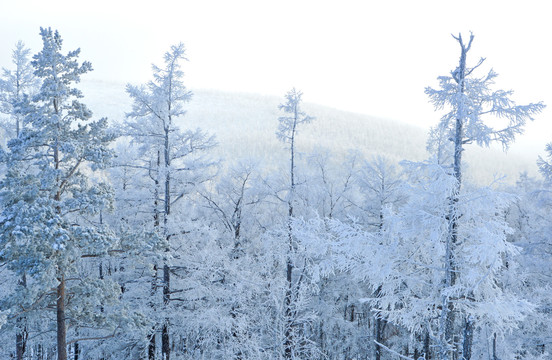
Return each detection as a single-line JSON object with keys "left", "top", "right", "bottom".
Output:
{"left": 0, "top": 28, "right": 118, "bottom": 360}
{"left": 0, "top": 39, "right": 40, "bottom": 360}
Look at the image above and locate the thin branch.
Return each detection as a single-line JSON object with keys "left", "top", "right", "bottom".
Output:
{"left": 67, "top": 328, "right": 118, "bottom": 346}
{"left": 374, "top": 341, "right": 415, "bottom": 360}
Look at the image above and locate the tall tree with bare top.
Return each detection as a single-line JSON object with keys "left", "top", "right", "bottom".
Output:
{"left": 425, "top": 32, "right": 544, "bottom": 359}
{"left": 275, "top": 88, "right": 314, "bottom": 359}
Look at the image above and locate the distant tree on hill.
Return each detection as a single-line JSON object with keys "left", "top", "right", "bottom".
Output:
{"left": 537, "top": 143, "right": 552, "bottom": 185}
{"left": 0, "top": 40, "right": 39, "bottom": 140}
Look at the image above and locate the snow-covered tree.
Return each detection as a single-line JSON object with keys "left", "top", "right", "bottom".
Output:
{"left": 200, "top": 159, "right": 266, "bottom": 254}
{"left": 354, "top": 155, "right": 405, "bottom": 230}
{"left": 0, "top": 28, "right": 119, "bottom": 360}
{"left": 275, "top": 88, "right": 316, "bottom": 359}
{"left": 537, "top": 143, "right": 552, "bottom": 186}
{"left": 303, "top": 149, "right": 359, "bottom": 221}
{"left": 124, "top": 43, "right": 215, "bottom": 360}
{"left": 499, "top": 173, "right": 552, "bottom": 359}
{"left": 0, "top": 40, "right": 39, "bottom": 140}
{"left": 0, "top": 39, "right": 40, "bottom": 360}
{"left": 422, "top": 32, "right": 543, "bottom": 359}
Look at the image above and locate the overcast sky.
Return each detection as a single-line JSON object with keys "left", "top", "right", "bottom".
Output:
{"left": 1, "top": 0, "right": 550, "bottom": 156}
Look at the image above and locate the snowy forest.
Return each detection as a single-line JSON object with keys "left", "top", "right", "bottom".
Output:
{"left": 0, "top": 28, "right": 550, "bottom": 360}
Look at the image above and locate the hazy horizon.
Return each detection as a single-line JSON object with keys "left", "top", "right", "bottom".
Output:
{"left": 1, "top": 0, "right": 550, "bottom": 157}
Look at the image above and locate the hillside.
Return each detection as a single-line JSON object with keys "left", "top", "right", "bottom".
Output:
{"left": 80, "top": 79, "right": 538, "bottom": 184}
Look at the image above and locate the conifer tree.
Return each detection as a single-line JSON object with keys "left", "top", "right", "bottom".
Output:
{"left": 0, "top": 40, "right": 39, "bottom": 139}
{"left": 425, "top": 32, "right": 544, "bottom": 359}
{"left": 125, "top": 43, "right": 215, "bottom": 360}
{"left": 0, "top": 39, "right": 39, "bottom": 360}
{"left": 0, "top": 27, "right": 118, "bottom": 360}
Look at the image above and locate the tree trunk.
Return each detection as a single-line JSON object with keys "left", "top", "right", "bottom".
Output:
{"left": 462, "top": 317, "right": 473, "bottom": 360}
{"left": 162, "top": 323, "right": 170, "bottom": 360}
{"left": 162, "top": 264, "right": 170, "bottom": 360}
{"left": 148, "top": 331, "right": 156, "bottom": 360}
{"left": 16, "top": 274, "right": 27, "bottom": 360}
{"left": 440, "top": 33, "right": 472, "bottom": 360}
{"left": 37, "top": 344, "right": 44, "bottom": 360}
{"left": 162, "top": 126, "right": 171, "bottom": 360}
{"left": 284, "top": 202, "right": 294, "bottom": 359}
{"left": 57, "top": 275, "right": 68, "bottom": 360}
{"left": 283, "top": 106, "right": 298, "bottom": 360}
{"left": 15, "top": 321, "right": 27, "bottom": 360}
{"left": 284, "top": 258, "right": 293, "bottom": 359}
{"left": 424, "top": 329, "right": 431, "bottom": 360}
{"left": 149, "top": 264, "right": 158, "bottom": 360}
{"left": 375, "top": 316, "right": 383, "bottom": 360}
{"left": 492, "top": 332, "right": 498, "bottom": 360}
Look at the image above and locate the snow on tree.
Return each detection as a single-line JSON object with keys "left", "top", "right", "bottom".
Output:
{"left": 0, "top": 28, "right": 120, "bottom": 360}
{"left": 537, "top": 143, "right": 552, "bottom": 185}
{"left": 0, "top": 40, "right": 40, "bottom": 360}
{"left": 200, "top": 159, "right": 266, "bottom": 254}
{"left": 0, "top": 41, "right": 39, "bottom": 141}
{"left": 354, "top": 155, "right": 405, "bottom": 230}
{"left": 124, "top": 43, "right": 216, "bottom": 360}
{"left": 499, "top": 174, "right": 552, "bottom": 359}
{"left": 274, "top": 88, "right": 317, "bottom": 359}
{"left": 424, "top": 33, "right": 544, "bottom": 360}
{"left": 302, "top": 149, "right": 359, "bottom": 221}
{"left": 0, "top": 29, "right": 549, "bottom": 360}
{"left": 322, "top": 33, "right": 544, "bottom": 360}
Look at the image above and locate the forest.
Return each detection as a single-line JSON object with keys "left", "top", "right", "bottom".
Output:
{"left": 0, "top": 27, "right": 550, "bottom": 360}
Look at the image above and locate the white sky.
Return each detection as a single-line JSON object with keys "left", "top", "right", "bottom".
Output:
{"left": 1, "top": 0, "right": 551, "bottom": 156}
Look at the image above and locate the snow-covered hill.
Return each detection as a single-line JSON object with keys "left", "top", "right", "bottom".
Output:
{"left": 80, "top": 79, "right": 538, "bottom": 185}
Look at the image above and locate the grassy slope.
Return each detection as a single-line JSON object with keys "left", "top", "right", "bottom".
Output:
{"left": 81, "top": 79, "right": 538, "bottom": 185}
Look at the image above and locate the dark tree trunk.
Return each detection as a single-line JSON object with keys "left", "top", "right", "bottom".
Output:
{"left": 162, "top": 322, "right": 170, "bottom": 360}
{"left": 162, "top": 264, "right": 170, "bottom": 360}
{"left": 15, "top": 323, "right": 27, "bottom": 360}
{"left": 16, "top": 274, "right": 27, "bottom": 360}
{"left": 57, "top": 276, "right": 68, "bottom": 360}
{"left": 149, "top": 264, "right": 158, "bottom": 360}
{"left": 462, "top": 317, "right": 473, "bottom": 360}
{"left": 284, "top": 258, "right": 293, "bottom": 359}
{"left": 424, "top": 329, "right": 431, "bottom": 360}
{"left": 37, "top": 344, "right": 44, "bottom": 360}
{"left": 375, "top": 316, "right": 383, "bottom": 360}
{"left": 161, "top": 121, "right": 171, "bottom": 360}
{"left": 492, "top": 332, "right": 498, "bottom": 360}
{"left": 148, "top": 332, "right": 156, "bottom": 360}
